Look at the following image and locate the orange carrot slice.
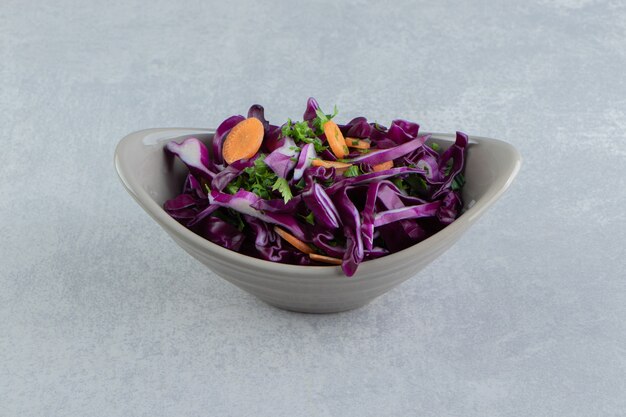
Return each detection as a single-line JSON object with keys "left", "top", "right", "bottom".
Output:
{"left": 345, "top": 137, "right": 370, "bottom": 149}
{"left": 311, "top": 159, "right": 352, "bottom": 169}
{"left": 323, "top": 120, "right": 349, "bottom": 159}
{"left": 372, "top": 161, "right": 394, "bottom": 172}
{"left": 309, "top": 253, "right": 343, "bottom": 265}
{"left": 222, "top": 118, "right": 264, "bottom": 164}
{"left": 274, "top": 226, "right": 314, "bottom": 254}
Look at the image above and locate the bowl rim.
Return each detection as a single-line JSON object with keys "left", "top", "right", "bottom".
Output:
{"left": 115, "top": 127, "right": 522, "bottom": 277}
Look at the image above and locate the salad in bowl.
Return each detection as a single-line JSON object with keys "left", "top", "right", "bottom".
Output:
{"left": 163, "top": 98, "right": 468, "bottom": 276}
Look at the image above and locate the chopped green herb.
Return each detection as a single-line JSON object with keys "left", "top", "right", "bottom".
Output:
{"left": 301, "top": 211, "right": 315, "bottom": 225}
{"left": 312, "top": 106, "right": 339, "bottom": 134}
{"left": 282, "top": 119, "right": 328, "bottom": 153}
{"left": 228, "top": 209, "right": 246, "bottom": 231}
{"left": 343, "top": 165, "right": 361, "bottom": 177}
{"left": 451, "top": 173, "right": 465, "bottom": 191}
{"left": 404, "top": 174, "right": 429, "bottom": 196}
{"left": 352, "top": 139, "right": 360, "bottom": 146}
{"left": 444, "top": 159, "right": 454, "bottom": 176}
{"left": 430, "top": 142, "right": 441, "bottom": 152}
{"left": 272, "top": 177, "right": 293, "bottom": 203}
{"left": 391, "top": 177, "right": 407, "bottom": 192}
{"left": 222, "top": 154, "right": 281, "bottom": 199}
{"left": 293, "top": 177, "right": 306, "bottom": 190}
{"left": 214, "top": 208, "right": 246, "bottom": 231}
{"left": 225, "top": 183, "right": 240, "bottom": 194}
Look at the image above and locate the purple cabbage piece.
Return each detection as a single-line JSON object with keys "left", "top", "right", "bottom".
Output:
{"left": 187, "top": 204, "right": 220, "bottom": 227}
{"left": 264, "top": 138, "right": 299, "bottom": 179}
{"left": 360, "top": 180, "right": 428, "bottom": 250}
{"left": 303, "top": 97, "right": 320, "bottom": 122}
{"left": 369, "top": 123, "right": 396, "bottom": 149}
{"left": 348, "top": 136, "right": 427, "bottom": 166}
{"left": 213, "top": 115, "right": 245, "bottom": 165}
{"left": 183, "top": 174, "right": 206, "bottom": 198}
{"left": 211, "top": 158, "right": 257, "bottom": 191}
{"left": 325, "top": 166, "right": 428, "bottom": 196}
{"left": 377, "top": 183, "right": 428, "bottom": 245}
{"left": 361, "top": 181, "right": 383, "bottom": 250}
{"left": 303, "top": 165, "right": 337, "bottom": 187}
{"left": 414, "top": 154, "right": 442, "bottom": 182}
{"left": 167, "top": 207, "right": 198, "bottom": 221}
{"left": 264, "top": 152, "right": 296, "bottom": 179}
{"left": 195, "top": 216, "right": 245, "bottom": 251}
{"left": 332, "top": 186, "right": 364, "bottom": 277}
{"left": 293, "top": 143, "right": 316, "bottom": 181}
{"left": 302, "top": 183, "right": 341, "bottom": 229}
{"left": 250, "top": 195, "right": 302, "bottom": 213}
{"left": 164, "top": 194, "right": 197, "bottom": 212}
{"left": 244, "top": 216, "right": 312, "bottom": 265}
{"left": 209, "top": 189, "right": 307, "bottom": 241}
{"left": 386, "top": 120, "right": 420, "bottom": 145}
{"left": 364, "top": 246, "right": 389, "bottom": 260}
{"left": 311, "top": 228, "right": 345, "bottom": 258}
{"left": 166, "top": 137, "right": 216, "bottom": 181}
{"left": 373, "top": 201, "right": 441, "bottom": 227}
{"left": 262, "top": 125, "right": 285, "bottom": 153}
{"left": 319, "top": 148, "right": 337, "bottom": 161}
{"left": 247, "top": 104, "right": 269, "bottom": 131}
{"left": 340, "top": 117, "right": 372, "bottom": 139}
{"left": 437, "top": 191, "right": 462, "bottom": 224}
{"left": 311, "top": 226, "right": 389, "bottom": 260}
{"left": 432, "top": 132, "right": 469, "bottom": 198}
{"left": 249, "top": 104, "right": 287, "bottom": 155}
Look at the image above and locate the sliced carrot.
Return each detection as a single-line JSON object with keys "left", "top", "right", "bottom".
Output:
{"left": 344, "top": 137, "right": 370, "bottom": 149}
{"left": 274, "top": 226, "right": 314, "bottom": 255}
{"left": 372, "top": 161, "right": 394, "bottom": 172}
{"left": 311, "top": 159, "right": 352, "bottom": 169}
{"left": 222, "top": 118, "right": 264, "bottom": 164}
{"left": 309, "top": 253, "right": 343, "bottom": 265}
{"left": 323, "top": 120, "right": 349, "bottom": 159}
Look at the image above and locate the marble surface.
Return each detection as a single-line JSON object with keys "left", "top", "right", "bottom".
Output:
{"left": 1, "top": 0, "right": 625, "bottom": 416}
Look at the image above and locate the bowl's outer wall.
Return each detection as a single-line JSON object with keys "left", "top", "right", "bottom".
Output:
{"left": 115, "top": 128, "right": 521, "bottom": 313}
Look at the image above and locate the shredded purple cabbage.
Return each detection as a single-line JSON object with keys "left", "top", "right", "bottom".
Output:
{"left": 164, "top": 99, "right": 468, "bottom": 276}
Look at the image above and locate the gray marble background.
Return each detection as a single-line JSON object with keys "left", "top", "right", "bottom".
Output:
{"left": 1, "top": 0, "right": 625, "bottom": 416}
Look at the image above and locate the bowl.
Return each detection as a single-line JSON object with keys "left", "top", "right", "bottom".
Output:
{"left": 114, "top": 128, "right": 521, "bottom": 313}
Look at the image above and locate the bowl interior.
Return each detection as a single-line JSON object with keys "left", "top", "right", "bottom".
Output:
{"left": 118, "top": 129, "right": 517, "bottom": 214}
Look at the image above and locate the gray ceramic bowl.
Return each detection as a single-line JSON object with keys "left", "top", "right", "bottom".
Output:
{"left": 115, "top": 128, "right": 521, "bottom": 313}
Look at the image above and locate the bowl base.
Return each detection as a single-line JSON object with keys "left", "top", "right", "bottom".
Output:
{"left": 259, "top": 298, "right": 371, "bottom": 314}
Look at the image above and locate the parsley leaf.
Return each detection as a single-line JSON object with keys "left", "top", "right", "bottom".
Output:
{"left": 282, "top": 119, "right": 328, "bottom": 153}
{"left": 293, "top": 177, "right": 306, "bottom": 190}
{"left": 223, "top": 154, "right": 280, "bottom": 199}
{"left": 404, "top": 174, "right": 429, "bottom": 196}
{"left": 343, "top": 165, "right": 361, "bottom": 177}
{"left": 301, "top": 211, "right": 315, "bottom": 225}
{"left": 272, "top": 177, "right": 293, "bottom": 203}
{"left": 444, "top": 159, "right": 454, "bottom": 176}
{"left": 451, "top": 173, "right": 465, "bottom": 191}
{"left": 391, "top": 177, "right": 407, "bottom": 192}
{"left": 312, "top": 105, "right": 338, "bottom": 134}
